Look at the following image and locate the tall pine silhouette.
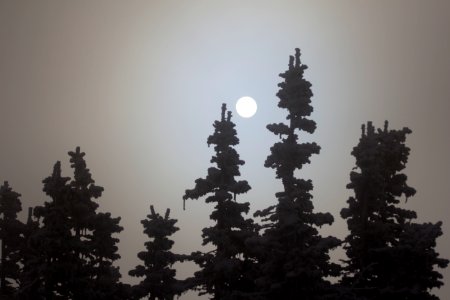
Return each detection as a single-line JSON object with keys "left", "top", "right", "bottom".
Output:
{"left": 340, "top": 121, "right": 449, "bottom": 299}
{"left": 253, "top": 48, "right": 340, "bottom": 300}
{"left": 129, "top": 205, "right": 185, "bottom": 300}
{"left": 23, "top": 147, "right": 126, "bottom": 299}
{"left": 0, "top": 181, "right": 24, "bottom": 298}
{"left": 183, "top": 103, "right": 257, "bottom": 299}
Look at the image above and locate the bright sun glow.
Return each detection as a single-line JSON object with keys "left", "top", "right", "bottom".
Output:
{"left": 236, "top": 96, "right": 257, "bottom": 118}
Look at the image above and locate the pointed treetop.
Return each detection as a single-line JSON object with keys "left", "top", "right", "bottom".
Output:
{"left": 295, "top": 48, "right": 301, "bottom": 67}
{"left": 149, "top": 205, "right": 171, "bottom": 221}
{"left": 288, "top": 55, "right": 294, "bottom": 69}
{"left": 0, "top": 181, "right": 21, "bottom": 203}
{"left": 219, "top": 102, "right": 232, "bottom": 122}
{"left": 287, "top": 48, "right": 306, "bottom": 70}
{"left": 150, "top": 205, "right": 156, "bottom": 216}
{"left": 221, "top": 103, "right": 226, "bottom": 121}
{"left": 42, "top": 161, "right": 70, "bottom": 198}
{"left": 69, "top": 146, "right": 84, "bottom": 157}
{"left": 184, "top": 102, "right": 247, "bottom": 209}
{"left": 0, "top": 181, "right": 22, "bottom": 218}
{"left": 256, "top": 48, "right": 340, "bottom": 298}
{"left": 361, "top": 121, "right": 375, "bottom": 136}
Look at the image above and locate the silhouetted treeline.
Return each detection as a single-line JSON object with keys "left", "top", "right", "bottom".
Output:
{"left": 0, "top": 49, "right": 447, "bottom": 300}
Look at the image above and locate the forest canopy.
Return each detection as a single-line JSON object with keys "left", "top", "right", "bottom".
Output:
{"left": 0, "top": 49, "right": 447, "bottom": 300}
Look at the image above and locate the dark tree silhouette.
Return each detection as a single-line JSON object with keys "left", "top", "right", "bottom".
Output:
{"left": 67, "top": 147, "right": 127, "bottom": 299}
{"left": 17, "top": 207, "right": 41, "bottom": 300}
{"left": 21, "top": 147, "right": 126, "bottom": 299}
{"left": 183, "top": 103, "right": 257, "bottom": 299}
{"left": 0, "top": 51, "right": 446, "bottom": 300}
{"left": 252, "top": 48, "right": 340, "bottom": 300}
{"left": 340, "top": 121, "right": 449, "bottom": 299}
{"left": 129, "top": 205, "right": 185, "bottom": 300}
{"left": 0, "top": 181, "right": 24, "bottom": 297}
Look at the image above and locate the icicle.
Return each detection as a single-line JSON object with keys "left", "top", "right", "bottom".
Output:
{"left": 183, "top": 198, "right": 186, "bottom": 211}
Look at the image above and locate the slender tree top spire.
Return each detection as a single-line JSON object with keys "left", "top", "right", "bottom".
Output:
{"left": 164, "top": 208, "right": 170, "bottom": 220}
{"left": 384, "top": 120, "right": 389, "bottom": 132}
{"left": 221, "top": 103, "right": 226, "bottom": 121}
{"left": 254, "top": 49, "right": 340, "bottom": 299}
{"left": 295, "top": 48, "right": 301, "bottom": 68}
{"left": 265, "top": 48, "right": 319, "bottom": 187}
{"left": 0, "top": 180, "right": 22, "bottom": 218}
{"left": 183, "top": 103, "right": 249, "bottom": 210}
{"left": 183, "top": 102, "right": 255, "bottom": 298}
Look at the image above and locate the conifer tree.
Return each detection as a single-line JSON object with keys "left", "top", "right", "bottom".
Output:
{"left": 129, "top": 205, "right": 185, "bottom": 300}
{"left": 17, "top": 207, "right": 41, "bottom": 300}
{"left": 340, "top": 121, "right": 449, "bottom": 299}
{"left": 183, "top": 103, "right": 257, "bottom": 299}
{"left": 67, "top": 147, "right": 126, "bottom": 299}
{"left": 27, "top": 161, "right": 75, "bottom": 299}
{"left": 24, "top": 147, "right": 125, "bottom": 299}
{"left": 0, "top": 181, "right": 24, "bottom": 297}
{"left": 252, "top": 48, "right": 340, "bottom": 299}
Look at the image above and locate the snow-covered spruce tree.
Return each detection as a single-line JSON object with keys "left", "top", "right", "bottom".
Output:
{"left": 129, "top": 205, "right": 186, "bottom": 300}
{"left": 0, "top": 181, "right": 24, "bottom": 297}
{"left": 252, "top": 48, "right": 340, "bottom": 300}
{"left": 340, "top": 121, "right": 449, "bottom": 300}
{"left": 183, "top": 103, "right": 257, "bottom": 299}
{"left": 26, "top": 147, "right": 126, "bottom": 299}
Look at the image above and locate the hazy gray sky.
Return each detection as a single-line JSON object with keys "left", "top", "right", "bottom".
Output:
{"left": 1, "top": 1, "right": 449, "bottom": 298}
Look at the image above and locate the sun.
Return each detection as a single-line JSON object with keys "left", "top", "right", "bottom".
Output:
{"left": 236, "top": 96, "right": 257, "bottom": 118}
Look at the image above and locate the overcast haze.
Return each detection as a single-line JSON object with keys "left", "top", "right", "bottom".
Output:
{"left": 1, "top": 1, "right": 449, "bottom": 299}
